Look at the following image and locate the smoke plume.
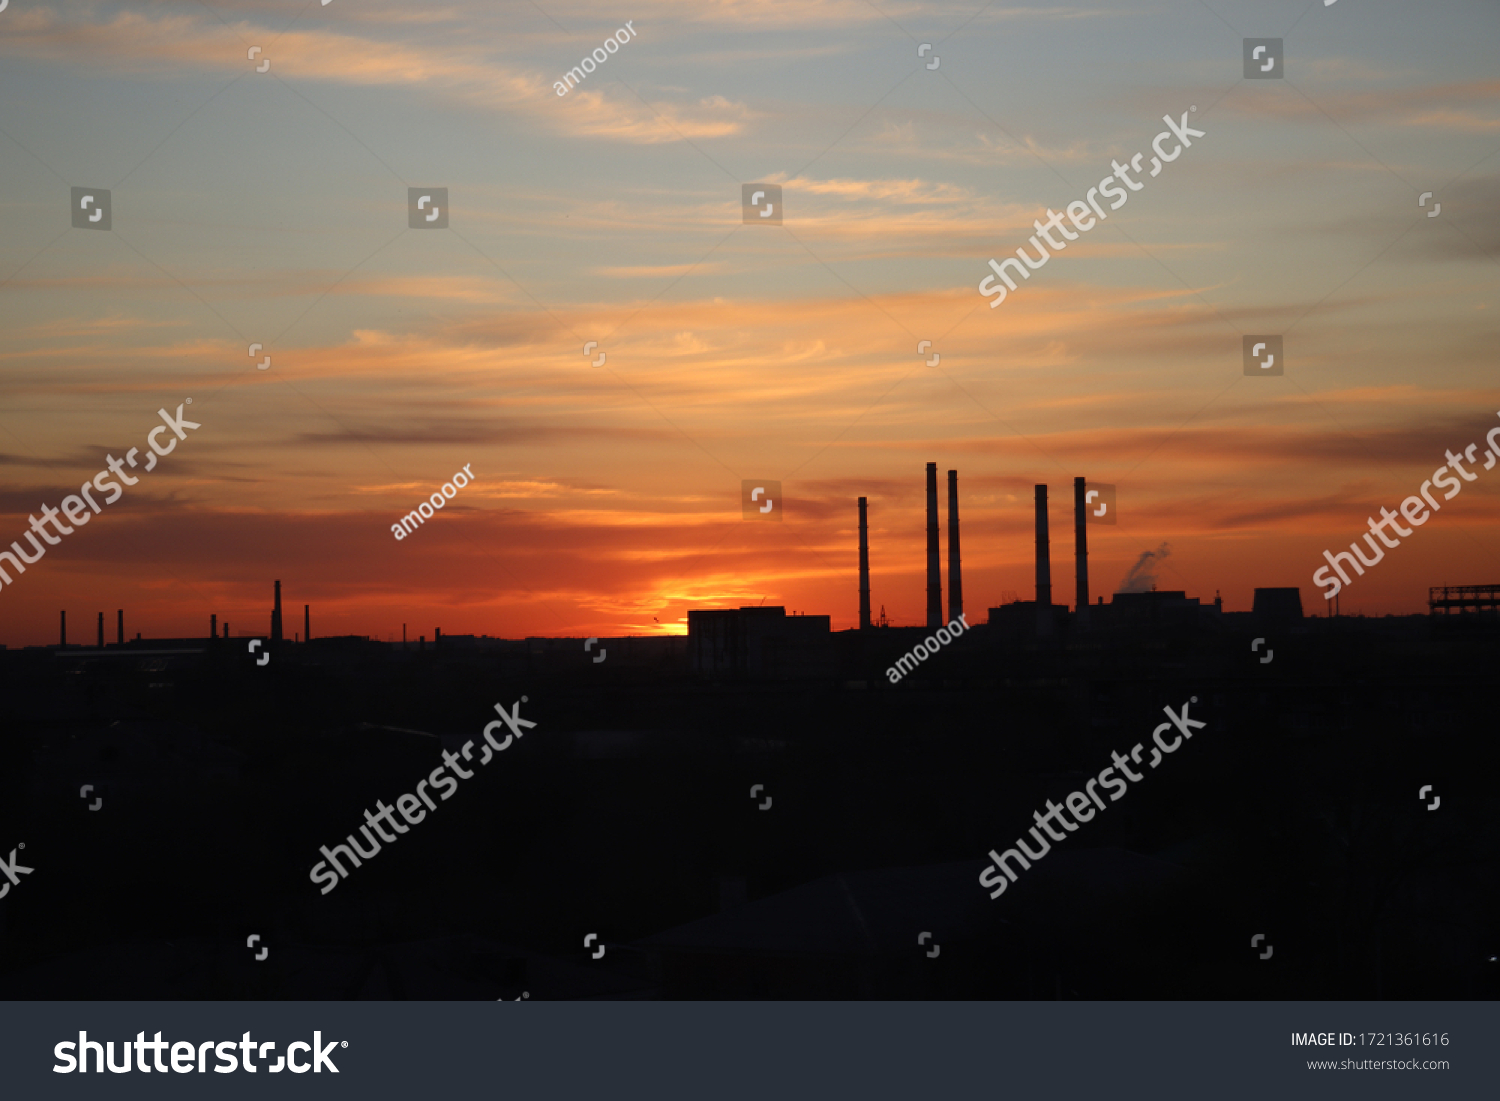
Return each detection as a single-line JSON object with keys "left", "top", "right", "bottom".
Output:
{"left": 1117, "top": 542, "right": 1172, "bottom": 594}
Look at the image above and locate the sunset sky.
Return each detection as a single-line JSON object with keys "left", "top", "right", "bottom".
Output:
{"left": 1, "top": 0, "right": 1497, "bottom": 646}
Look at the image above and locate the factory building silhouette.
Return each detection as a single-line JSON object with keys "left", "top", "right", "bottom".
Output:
{"left": 685, "top": 463, "right": 1327, "bottom": 678}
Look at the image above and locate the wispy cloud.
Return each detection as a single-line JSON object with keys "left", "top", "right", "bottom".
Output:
{"left": 2, "top": 9, "right": 754, "bottom": 142}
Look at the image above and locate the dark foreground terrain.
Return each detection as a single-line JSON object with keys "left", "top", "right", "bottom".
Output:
{"left": 1, "top": 609, "right": 1496, "bottom": 1000}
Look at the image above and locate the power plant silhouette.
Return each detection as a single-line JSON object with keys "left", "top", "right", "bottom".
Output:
{"left": 32, "top": 464, "right": 1491, "bottom": 676}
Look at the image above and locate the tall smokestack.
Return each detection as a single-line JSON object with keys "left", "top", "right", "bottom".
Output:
{"left": 271, "top": 579, "right": 283, "bottom": 644}
{"left": 304, "top": 604, "right": 310, "bottom": 643}
{"left": 211, "top": 613, "right": 217, "bottom": 642}
{"left": 1074, "top": 476, "right": 1090, "bottom": 628}
{"left": 1035, "top": 484, "right": 1052, "bottom": 637}
{"left": 926, "top": 462, "right": 942, "bottom": 628}
{"left": 97, "top": 612, "right": 104, "bottom": 649}
{"left": 947, "top": 470, "right": 963, "bottom": 623}
{"left": 60, "top": 610, "right": 66, "bottom": 648}
{"left": 857, "top": 497, "right": 872, "bottom": 630}
{"left": 117, "top": 609, "right": 124, "bottom": 645}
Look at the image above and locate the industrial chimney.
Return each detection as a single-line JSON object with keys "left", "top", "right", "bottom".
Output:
{"left": 210, "top": 613, "right": 217, "bottom": 642}
{"left": 857, "top": 497, "right": 872, "bottom": 630}
{"left": 117, "top": 609, "right": 124, "bottom": 646}
{"left": 1035, "top": 485, "right": 1052, "bottom": 637}
{"left": 1073, "top": 476, "right": 1089, "bottom": 628}
{"left": 271, "top": 579, "right": 283, "bottom": 644}
{"left": 304, "top": 604, "right": 311, "bottom": 644}
{"left": 926, "top": 463, "right": 942, "bottom": 628}
{"left": 947, "top": 470, "right": 963, "bottom": 622}
{"left": 60, "top": 610, "right": 66, "bottom": 648}
{"left": 97, "top": 612, "right": 104, "bottom": 649}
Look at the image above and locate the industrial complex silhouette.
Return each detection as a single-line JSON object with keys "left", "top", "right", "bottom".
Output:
{"left": 2, "top": 464, "right": 1496, "bottom": 1000}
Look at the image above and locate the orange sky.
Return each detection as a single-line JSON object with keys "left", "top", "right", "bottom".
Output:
{"left": 2, "top": 0, "right": 1498, "bottom": 645}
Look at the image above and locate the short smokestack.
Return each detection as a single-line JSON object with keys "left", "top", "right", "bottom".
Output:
{"left": 97, "top": 612, "right": 104, "bottom": 649}
{"left": 857, "top": 497, "right": 872, "bottom": 630}
{"left": 435, "top": 627, "right": 441, "bottom": 649}
{"left": 271, "top": 580, "right": 283, "bottom": 644}
{"left": 1035, "top": 485, "right": 1052, "bottom": 637}
{"left": 117, "top": 609, "right": 123, "bottom": 645}
{"left": 947, "top": 470, "right": 963, "bottom": 623}
{"left": 1074, "top": 476, "right": 1090, "bottom": 628}
{"left": 304, "top": 604, "right": 310, "bottom": 643}
{"left": 926, "top": 462, "right": 942, "bottom": 628}
{"left": 60, "top": 610, "right": 66, "bottom": 648}
{"left": 223, "top": 622, "right": 229, "bottom": 639}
